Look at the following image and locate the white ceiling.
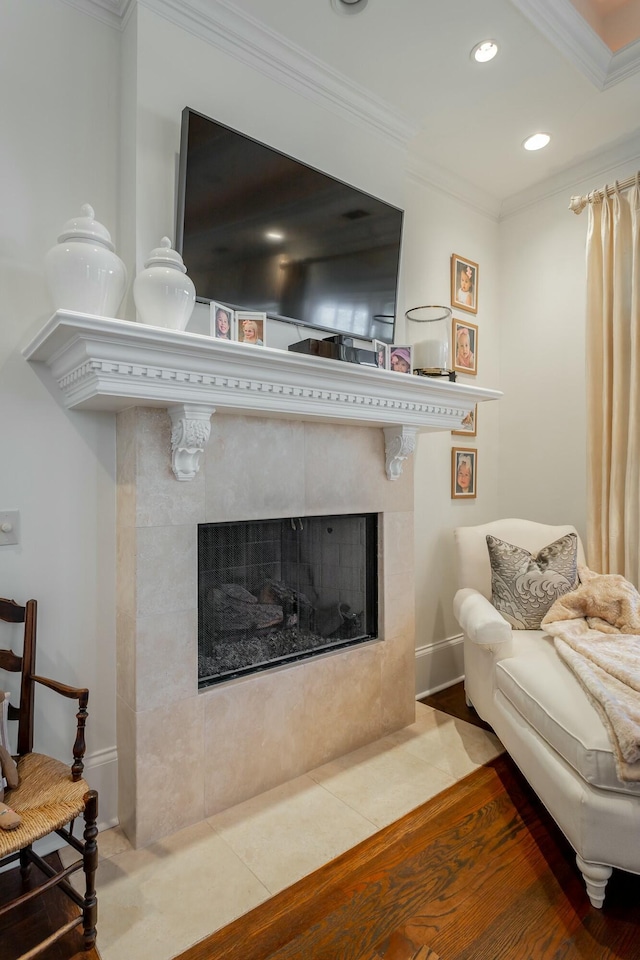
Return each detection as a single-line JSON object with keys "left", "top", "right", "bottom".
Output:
{"left": 197, "top": 0, "right": 640, "bottom": 210}
{"left": 78, "top": 0, "right": 640, "bottom": 213}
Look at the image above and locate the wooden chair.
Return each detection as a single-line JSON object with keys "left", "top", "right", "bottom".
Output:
{"left": 0, "top": 597, "right": 98, "bottom": 956}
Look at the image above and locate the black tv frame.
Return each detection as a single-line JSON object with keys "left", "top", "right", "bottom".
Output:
{"left": 175, "top": 107, "right": 403, "bottom": 344}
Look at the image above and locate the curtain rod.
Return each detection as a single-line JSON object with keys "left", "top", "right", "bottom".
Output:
{"left": 569, "top": 172, "right": 640, "bottom": 214}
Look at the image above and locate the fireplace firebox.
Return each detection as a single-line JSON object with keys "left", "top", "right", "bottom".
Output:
{"left": 198, "top": 513, "right": 378, "bottom": 687}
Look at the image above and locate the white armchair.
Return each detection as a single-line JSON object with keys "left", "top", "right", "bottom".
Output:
{"left": 453, "top": 518, "right": 640, "bottom": 908}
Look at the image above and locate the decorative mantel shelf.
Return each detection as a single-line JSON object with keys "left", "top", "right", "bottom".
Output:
{"left": 23, "top": 311, "right": 502, "bottom": 480}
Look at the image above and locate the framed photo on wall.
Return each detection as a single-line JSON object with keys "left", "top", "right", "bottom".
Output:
{"left": 452, "top": 318, "right": 478, "bottom": 375}
{"left": 452, "top": 404, "right": 477, "bottom": 437}
{"left": 452, "top": 447, "right": 477, "bottom": 499}
{"left": 209, "top": 302, "right": 235, "bottom": 341}
{"left": 451, "top": 253, "right": 478, "bottom": 315}
{"left": 389, "top": 344, "right": 413, "bottom": 374}
{"left": 373, "top": 340, "right": 388, "bottom": 369}
{"left": 236, "top": 311, "right": 266, "bottom": 346}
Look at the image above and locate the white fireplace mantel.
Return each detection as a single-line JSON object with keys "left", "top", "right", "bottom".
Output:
{"left": 23, "top": 311, "right": 502, "bottom": 480}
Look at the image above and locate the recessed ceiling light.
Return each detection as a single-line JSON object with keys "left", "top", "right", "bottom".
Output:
{"left": 330, "top": 0, "right": 369, "bottom": 15}
{"left": 471, "top": 40, "right": 498, "bottom": 63}
{"left": 266, "top": 230, "right": 284, "bottom": 241}
{"left": 523, "top": 133, "right": 551, "bottom": 151}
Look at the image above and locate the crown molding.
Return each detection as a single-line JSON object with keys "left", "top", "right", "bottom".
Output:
{"left": 56, "top": 0, "right": 418, "bottom": 147}
{"left": 509, "top": 0, "right": 640, "bottom": 90}
{"left": 138, "top": 0, "right": 419, "bottom": 147}
{"left": 499, "top": 130, "right": 640, "bottom": 220}
{"left": 58, "top": 0, "right": 133, "bottom": 30}
{"left": 607, "top": 36, "right": 640, "bottom": 86}
{"left": 405, "top": 157, "right": 502, "bottom": 222}
{"left": 61, "top": 0, "right": 418, "bottom": 146}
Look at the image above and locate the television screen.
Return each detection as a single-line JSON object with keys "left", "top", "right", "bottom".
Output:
{"left": 176, "top": 108, "right": 403, "bottom": 344}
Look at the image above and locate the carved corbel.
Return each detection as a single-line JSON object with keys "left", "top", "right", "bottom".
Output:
{"left": 383, "top": 425, "right": 417, "bottom": 481}
{"left": 167, "top": 403, "right": 216, "bottom": 481}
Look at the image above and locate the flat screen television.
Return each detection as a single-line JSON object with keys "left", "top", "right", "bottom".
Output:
{"left": 175, "top": 107, "right": 403, "bottom": 344}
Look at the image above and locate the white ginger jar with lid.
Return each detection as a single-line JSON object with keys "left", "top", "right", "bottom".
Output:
{"left": 133, "top": 237, "right": 196, "bottom": 330}
{"left": 45, "top": 203, "right": 127, "bottom": 317}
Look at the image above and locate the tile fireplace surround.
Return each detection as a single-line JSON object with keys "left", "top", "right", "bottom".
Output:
{"left": 24, "top": 311, "right": 501, "bottom": 848}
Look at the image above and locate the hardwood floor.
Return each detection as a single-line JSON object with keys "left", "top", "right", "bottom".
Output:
{"left": 0, "top": 853, "right": 100, "bottom": 960}
{"left": 173, "top": 753, "right": 640, "bottom": 960}
{"left": 4, "top": 685, "right": 639, "bottom": 960}
{"left": 418, "top": 680, "right": 492, "bottom": 731}
{"left": 173, "top": 686, "right": 640, "bottom": 960}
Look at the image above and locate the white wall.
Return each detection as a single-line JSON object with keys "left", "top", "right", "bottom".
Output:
{"left": 403, "top": 176, "right": 502, "bottom": 695}
{"left": 498, "top": 194, "right": 589, "bottom": 537}
{"left": 498, "top": 151, "right": 640, "bottom": 545}
{"left": 0, "top": 0, "right": 120, "bottom": 824}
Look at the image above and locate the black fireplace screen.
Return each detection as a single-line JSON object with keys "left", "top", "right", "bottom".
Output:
{"left": 198, "top": 513, "right": 378, "bottom": 687}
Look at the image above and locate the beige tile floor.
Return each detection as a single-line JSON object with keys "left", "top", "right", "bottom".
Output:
{"left": 69, "top": 703, "right": 503, "bottom": 960}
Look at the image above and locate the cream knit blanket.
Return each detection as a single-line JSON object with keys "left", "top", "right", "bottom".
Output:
{"left": 541, "top": 566, "right": 640, "bottom": 782}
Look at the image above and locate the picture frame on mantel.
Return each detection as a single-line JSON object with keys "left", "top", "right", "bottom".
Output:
{"left": 452, "top": 404, "right": 477, "bottom": 437}
{"left": 210, "top": 302, "right": 235, "bottom": 341}
{"left": 389, "top": 344, "right": 412, "bottom": 374}
{"left": 451, "top": 253, "right": 478, "bottom": 314}
{"left": 452, "top": 446, "right": 477, "bottom": 499}
{"left": 236, "top": 311, "right": 266, "bottom": 346}
{"left": 373, "top": 339, "right": 388, "bottom": 369}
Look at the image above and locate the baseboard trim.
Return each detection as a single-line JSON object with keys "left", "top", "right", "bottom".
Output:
{"left": 415, "top": 634, "right": 464, "bottom": 700}
{"left": 84, "top": 745, "right": 118, "bottom": 832}
{"left": 416, "top": 674, "right": 465, "bottom": 702}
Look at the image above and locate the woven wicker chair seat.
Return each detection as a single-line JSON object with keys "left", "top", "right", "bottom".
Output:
{"left": 0, "top": 752, "right": 89, "bottom": 858}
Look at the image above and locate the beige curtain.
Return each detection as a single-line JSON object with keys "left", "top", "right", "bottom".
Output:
{"left": 586, "top": 176, "right": 640, "bottom": 585}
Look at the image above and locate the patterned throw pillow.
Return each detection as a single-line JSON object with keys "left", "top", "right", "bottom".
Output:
{"left": 486, "top": 533, "right": 579, "bottom": 629}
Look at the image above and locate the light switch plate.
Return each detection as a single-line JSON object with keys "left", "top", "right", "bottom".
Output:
{"left": 0, "top": 511, "right": 20, "bottom": 546}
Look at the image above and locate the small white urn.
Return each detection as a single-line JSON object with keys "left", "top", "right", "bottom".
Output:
{"left": 133, "top": 237, "right": 196, "bottom": 330}
{"left": 45, "top": 204, "right": 127, "bottom": 317}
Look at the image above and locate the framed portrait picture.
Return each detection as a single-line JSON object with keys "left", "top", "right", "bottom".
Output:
{"left": 209, "top": 302, "right": 235, "bottom": 341}
{"left": 451, "top": 254, "right": 478, "bottom": 315}
{"left": 452, "top": 405, "right": 477, "bottom": 437}
{"left": 452, "top": 447, "right": 477, "bottom": 499}
{"left": 373, "top": 340, "right": 388, "bottom": 369}
{"left": 236, "top": 311, "right": 266, "bottom": 346}
{"left": 388, "top": 344, "right": 413, "bottom": 374}
{"left": 452, "top": 318, "right": 478, "bottom": 376}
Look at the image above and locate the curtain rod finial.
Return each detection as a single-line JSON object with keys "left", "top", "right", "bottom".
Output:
{"left": 569, "top": 195, "right": 587, "bottom": 215}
